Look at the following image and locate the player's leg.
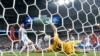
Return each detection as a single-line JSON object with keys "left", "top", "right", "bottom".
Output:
{"left": 27, "top": 40, "right": 37, "bottom": 52}
{"left": 85, "top": 46, "right": 90, "bottom": 53}
{"left": 85, "top": 41, "right": 90, "bottom": 53}
{"left": 63, "top": 40, "right": 82, "bottom": 54}
{"left": 27, "top": 40, "right": 42, "bottom": 52}
{"left": 19, "top": 42, "right": 28, "bottom": 54}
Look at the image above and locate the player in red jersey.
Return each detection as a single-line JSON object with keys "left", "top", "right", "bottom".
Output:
{"left": 9, "top": 25, "right": 16, "bottom": 41}
{"left": 89, "top": 32, "right": 98, "bottom": 47}
{"left": 9, "top": 25, "right": 18, "bottom": 52}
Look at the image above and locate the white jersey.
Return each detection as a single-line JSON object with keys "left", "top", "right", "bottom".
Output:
{"left": 85, "top": 37, "right": 90, "bottom": 46}
{"left": 19, "top": 27, "right": 30, "bottom": 43}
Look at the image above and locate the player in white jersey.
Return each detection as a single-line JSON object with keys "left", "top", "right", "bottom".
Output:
{"left": 19, "top": 23, "right": 36, "bottom": 54}
{"left": 85, "top": 36, "right": 90, "bottom": 53}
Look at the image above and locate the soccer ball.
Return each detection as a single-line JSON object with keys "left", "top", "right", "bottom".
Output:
{"left": 44, "top": 35, "right": 51, "bottom": 41}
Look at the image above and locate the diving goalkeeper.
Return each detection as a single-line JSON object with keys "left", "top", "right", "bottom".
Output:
{"left": 43, "top": 20, "right": 83, "bottom": 55}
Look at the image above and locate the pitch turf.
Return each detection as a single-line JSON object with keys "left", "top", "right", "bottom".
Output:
{"left": 3, "top": 51, "right": 100, "bottom": 56}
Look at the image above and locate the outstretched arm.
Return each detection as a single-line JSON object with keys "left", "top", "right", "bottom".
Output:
{"left": 46, "top": 19, "right": 57, "bottom": 33}
{"left": 50, "top": 22, "right": 59, "bottom": 38}
{"left": 50, "top": 23, "right": 57, "bottom": 33}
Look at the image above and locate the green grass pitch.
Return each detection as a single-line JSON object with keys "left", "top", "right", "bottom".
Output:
{"left": 2, "top": 51, "right": 100, "bottom": 56}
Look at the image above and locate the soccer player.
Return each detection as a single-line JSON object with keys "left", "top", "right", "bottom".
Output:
{"left": 85, "top": 36, "right": 90, "bottom": 53}
{"left": 89, "top": 32, "right": 98, "bottom": 47}
{"left": 19, "top": 23, "right": 37, "bottom": 54}
{"left": 9, "top": 25, "right": 17, "bottom": 52}
{"left": 44, "top": 21, "right": 82, "bottom": 55}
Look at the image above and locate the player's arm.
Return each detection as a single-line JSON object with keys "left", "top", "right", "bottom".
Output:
{"left": 50, "top": 23, "right": 59, "bottom": 37}
{"left": 46, "top": 20, "right": 58, "bottom": 37}
{"left": 19, "top": 29, "right": 21, "bottom": 40}
{"left": 50, "top": 23, "right": 57, "bottom": 33}
{"left": 18, "top": 29, "right": 22, "bottom": 43}
{"left": 46, "top": 19, "right": 57, "bottom": 33}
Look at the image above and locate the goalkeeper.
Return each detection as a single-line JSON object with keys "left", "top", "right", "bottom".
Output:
{"left": 43, "top": 20, "right": 83, "bottom": 55}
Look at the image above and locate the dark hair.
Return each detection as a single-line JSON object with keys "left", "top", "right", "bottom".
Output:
{"left": 19, "top": 22, "right": 24, "bottom": 25}
{"left": 10, "top": 25, "right": 14, "bottom": 28}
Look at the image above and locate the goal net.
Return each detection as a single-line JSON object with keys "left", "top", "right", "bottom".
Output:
{"left": 0, "top": 0, "right": 100, "bottom": 56}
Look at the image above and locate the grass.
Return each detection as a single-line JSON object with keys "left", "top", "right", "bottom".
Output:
{"left": 2, "top": 51, "right": 100, "bottom": 56}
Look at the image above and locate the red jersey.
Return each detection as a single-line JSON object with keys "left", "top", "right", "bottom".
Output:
{"left": 90, "top": 33, "right": 97, "bottom": 44}
{"left": 9, "top": 26, "right": 15, "bottom": 41}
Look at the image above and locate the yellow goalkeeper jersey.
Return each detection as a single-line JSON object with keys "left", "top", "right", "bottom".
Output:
{"left": 46, "top": 33, "right": 82, "bottom": 54}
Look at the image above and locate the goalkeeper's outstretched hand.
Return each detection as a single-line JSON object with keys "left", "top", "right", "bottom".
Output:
{"left": 45, "top": 19, "right": 52, "bottom": 24}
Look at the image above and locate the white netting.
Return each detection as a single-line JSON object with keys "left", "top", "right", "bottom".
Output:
{"left": 0, "top": 0, "right": 100, "bottom": 56}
